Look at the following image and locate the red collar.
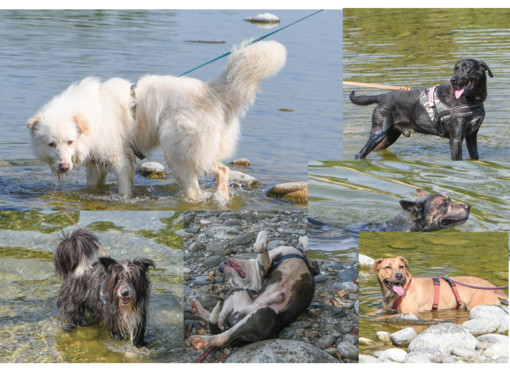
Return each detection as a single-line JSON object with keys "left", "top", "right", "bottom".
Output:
{"left": 392, "top": 278, "right": 412, "bottom": 311}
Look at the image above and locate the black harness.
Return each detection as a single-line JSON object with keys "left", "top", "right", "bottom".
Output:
{"left": 129, "top": 84, "right": 146, "bottom": 160}
{"left": 419, "top": 85, "right": 484, "bottom": 137}
{"left": 267, "top": 248, "right": 311, "bottom": 275}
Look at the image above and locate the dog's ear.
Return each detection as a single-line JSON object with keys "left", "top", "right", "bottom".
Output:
{"left": 370, "top": 258, "right": 383, "bottom": 274}
{"left": 73, "top": 114, "right": 90, "bottom": 135}
{"left": 133, "top": 258, "right": 155, "bottom": 272}
{"left": 480, "top": 61, "right": 494, "bottom": 78}
{"left": 399, "top": 200, "right": 419, "bottom": 214}
{"left": 397, "top": 256, "right": 409, "bottom": 269}
{"left": 99, "top": 257, "right": 117, "bottom": 273}
{"left": 27, "top": 113, "right": 43, "bottom": 131}
{"left": 416, "top": 188, "right": 428, "bottom": 197}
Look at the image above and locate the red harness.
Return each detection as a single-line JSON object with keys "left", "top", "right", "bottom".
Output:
{"left": 392, "top": 276, "right": 462, "bottom": 311}
{"left": 432, "top": 277, "right": 462, "bottom": 310}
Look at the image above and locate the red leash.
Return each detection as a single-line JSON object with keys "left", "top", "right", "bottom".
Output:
{"left": 194, "top": 346, "right": 216, "bottom": 363}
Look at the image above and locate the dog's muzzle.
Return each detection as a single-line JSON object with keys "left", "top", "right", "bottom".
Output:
{"left": 219, "top": 259, "right": 246, "bottom": 278}
{"left": 384, "top": 277, "right": 406, "bottom": 297}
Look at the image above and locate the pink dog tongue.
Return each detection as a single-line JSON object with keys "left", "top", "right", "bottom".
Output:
{"left": 392, "top": 284, "right": 405, "bottom": 296}
{"left": 455, "top": 88, "right": 465, "bottom": 99}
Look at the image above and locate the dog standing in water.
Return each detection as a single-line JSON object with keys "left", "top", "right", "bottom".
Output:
{"left": 54, "top": 229, "right": 155, "bottom": 347}
{"left": 350, "top": 59, "right": 493, "bottom": 160}
{"left": 27, "top": 40, "right": 286, "bottom": 206}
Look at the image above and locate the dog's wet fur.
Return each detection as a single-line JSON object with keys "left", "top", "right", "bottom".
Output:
{"left": 27, "top": 41, "right": 286, "bottom": 206}
{"left": 188, "top": 231, "right": 317, "bottom": 349}
{"left": 353, "top": 189, "right": 470, "bottom": 232}
{"left": 54, "top": 229, "right": 155, "bottom": 347}
{"left": 350, "top": 59, "right": 493, "bottom": 160}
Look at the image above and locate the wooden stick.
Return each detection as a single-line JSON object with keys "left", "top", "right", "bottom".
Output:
{"left": 343, "top": 81, "right": 411, "bottom": 91}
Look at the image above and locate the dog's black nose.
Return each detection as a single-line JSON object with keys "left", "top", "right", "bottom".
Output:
{"left": 395, "top": 273, "right": 403, "bottom": 281}
{"left": 121, "top": 289, "right": 129, "bottom": 297}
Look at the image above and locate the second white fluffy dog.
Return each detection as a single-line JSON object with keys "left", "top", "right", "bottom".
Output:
{"left": 27, "top": 40, "right": 286, "bottom": 205}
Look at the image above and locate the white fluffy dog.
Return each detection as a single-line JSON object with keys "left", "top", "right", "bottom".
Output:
{"left": 27, "top": 40, "right": 286, "bottom": 205}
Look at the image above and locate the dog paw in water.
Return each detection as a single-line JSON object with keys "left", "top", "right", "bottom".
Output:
{"left": 213, "top": 191, "right": 230, "bottom": 208}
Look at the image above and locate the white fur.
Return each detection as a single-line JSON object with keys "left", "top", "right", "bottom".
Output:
{"left": 27, "top": 41, "right": 286, "bottom": 204}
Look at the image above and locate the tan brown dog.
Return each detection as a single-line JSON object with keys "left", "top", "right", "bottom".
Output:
{"left": 371, "top": 256, "right": 508, "bottom": 315}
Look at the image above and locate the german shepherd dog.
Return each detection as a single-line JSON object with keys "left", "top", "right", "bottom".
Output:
{"left": 54, "top": 229, "right": 155, "bottom": 347}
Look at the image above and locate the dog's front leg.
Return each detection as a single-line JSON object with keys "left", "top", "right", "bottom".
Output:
{"left": 465, "top": 132, "right": 479, "bottom": 160}
{"left": 448, "top": 122, "right": 464, "bottom": 160}
{"left": 253, "top": 230, "right": 271, "bottom": 277}
{"left": 87, "top": 164, "right": 108, "bottom": 187}
{"left": 116, "top": 157, "right": 135, "bottom": 196}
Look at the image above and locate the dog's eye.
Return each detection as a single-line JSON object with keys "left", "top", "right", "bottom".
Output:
{"left": 385, "top": 266, "right": 391, "bottom": 270}
{"left": 67, "top": 140, "right": 74, "bottom": 146}
{"left": 49, "top": 142, "right": 56, "bottom": 148}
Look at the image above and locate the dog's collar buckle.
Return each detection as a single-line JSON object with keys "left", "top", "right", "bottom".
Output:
{"left": 392, "top": 277, "right": 412, "bottom": 311}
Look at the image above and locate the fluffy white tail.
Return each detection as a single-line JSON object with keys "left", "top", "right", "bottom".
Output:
{"left": 210, "top": 40, "right": 287, "bottom": 117}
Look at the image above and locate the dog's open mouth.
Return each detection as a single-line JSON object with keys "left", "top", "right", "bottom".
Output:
{"left": 385, "top": 280, "right": 405, "bottom": 296}
{"left": 121, "top": 297, "right": 131, "bottom": 304}
{"left": 454, "top": 81, "right": 473, "bottom": 99}
{"left": 221, "top": 260, "right": 246, "bottom": 278}
{"left": 440, "top": 216, "right": 468, "bottom": 227}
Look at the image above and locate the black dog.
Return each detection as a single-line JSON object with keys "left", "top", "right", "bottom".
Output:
{"left": 350, "top": 59, "right": 493, "bottom": 160}
{"left": 54, "top": 229, "right": 155, "bottom": 347}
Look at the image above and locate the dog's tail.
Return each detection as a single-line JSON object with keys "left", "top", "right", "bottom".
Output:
{"left": 210, "top": 40, "right": 287, "bottom": 118}
{"left": 349, "top": 90, "right": 383, "bottom": 105}
{"left": 54, "top": 228, "right": 102, "bottom": 278}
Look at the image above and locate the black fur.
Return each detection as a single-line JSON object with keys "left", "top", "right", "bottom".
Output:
{"left": 54, "top": 229, "right": 155, "bottom": 347}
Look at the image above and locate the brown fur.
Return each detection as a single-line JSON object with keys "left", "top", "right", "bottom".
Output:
{"left": 371, "top": 256, "right": 507, "bottom": 315}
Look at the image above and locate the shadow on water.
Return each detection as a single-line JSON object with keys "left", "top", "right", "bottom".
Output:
{"left": 0, "top": 211, "right": 183, "bottom": 363}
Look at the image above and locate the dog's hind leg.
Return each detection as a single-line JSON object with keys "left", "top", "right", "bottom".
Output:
{"left": 213, "top": 163, "right": 230, "bottom": 207}
{"left": 465, "top": 131, "right": 479, "bottom": 160}
{"left": 190, "top": 307, "right": 278, "bottom": 349}
{"left": 116, "top": 157, "right": 135, "bottom": 196}
{"left": 356, "top": 128, "right": 393, "bottom": 159}
{"left": 373, "top": 126, "right": 402, "bottom": 151}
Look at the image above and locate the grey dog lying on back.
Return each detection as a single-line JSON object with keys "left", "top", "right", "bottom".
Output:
{"left": 351, "top": 59, "right": 493, "bottom": 160}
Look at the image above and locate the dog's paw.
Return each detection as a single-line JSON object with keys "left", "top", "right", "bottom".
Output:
{"left": 190, "top": 299, "right": 200, "bottom": 314}
{"left": 253, "top": 230, "right": 269, "bottom": 253}
{"left": 213, "top": 191, "right": 230, "bottom": 208}
{"left": 190, "top": 335, "right": 208, "bottom": 350}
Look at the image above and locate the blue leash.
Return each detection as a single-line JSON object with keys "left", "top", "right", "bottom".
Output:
{"left": 178, "top": 10, "right": 324, "bottom": 77}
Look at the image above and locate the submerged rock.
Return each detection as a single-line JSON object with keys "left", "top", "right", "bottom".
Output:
{"left": 267, "top": 181, "right": 308, "bottom": 203}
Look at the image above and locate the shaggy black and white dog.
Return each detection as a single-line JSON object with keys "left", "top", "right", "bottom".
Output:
{"left": 54, "top": 228, "right": 155, "bottom": 347}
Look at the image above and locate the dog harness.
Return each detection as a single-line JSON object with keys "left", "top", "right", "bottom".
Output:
{"left": 419, "top": 85, "right": 484, "bottom": 137}
{"left": 267, "top": 248, "right": 311, "bottom": 275}
{"left": 391, "top": 278, "right": 413, "bottom": 311}
{"left": 432, "top": 276, "right": 462, "bottom": 310}
{"left": 128, "top": 84, "right": 146, "bottom": 160}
